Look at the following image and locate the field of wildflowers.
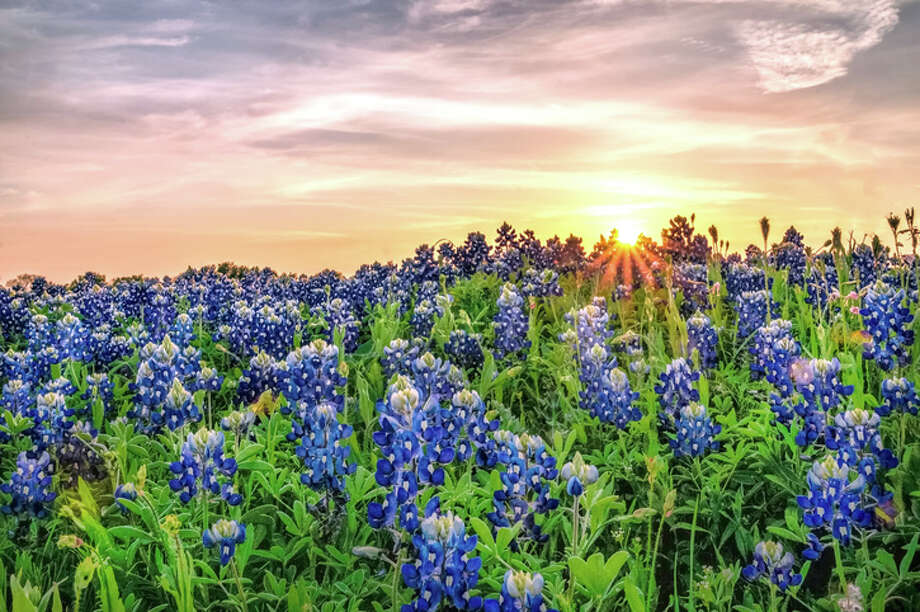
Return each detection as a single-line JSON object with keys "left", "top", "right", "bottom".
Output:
{"left": 1, "top": 213, "right": 919, "bottom": 612}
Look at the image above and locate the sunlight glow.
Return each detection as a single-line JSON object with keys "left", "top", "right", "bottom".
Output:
{"left": 615, "top": 219, "right": 643, "bottom": 245}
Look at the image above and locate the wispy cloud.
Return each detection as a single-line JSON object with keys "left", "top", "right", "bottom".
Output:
{"left": 734, "top": 0, "right": 899, "bottom": 92}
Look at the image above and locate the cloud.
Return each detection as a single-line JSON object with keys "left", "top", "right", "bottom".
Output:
{"left": 733, "top": 0, "right": 899, "bottom": 92}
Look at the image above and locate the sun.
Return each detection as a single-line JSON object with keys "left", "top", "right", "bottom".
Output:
{"left": 615, "top": 219, "right": 643, "bottom": 245}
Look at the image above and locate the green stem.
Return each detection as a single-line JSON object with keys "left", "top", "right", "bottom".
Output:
{"left": 833, "top": 538, "right": 846, "bottom": 592}
{"left": 392, "top": 548, "right": 405, "bottom": 612}
{"left": 688, "top": 494, "right": 700, "bottom": 612}
{"left": 231, "top": 559, "right": 249, "bottom": 612}
{"left": 647, "top": 512, "right": 666, "bottom": 612}
{"left": 572, "top": 496, "right": 581, "bottom": 556}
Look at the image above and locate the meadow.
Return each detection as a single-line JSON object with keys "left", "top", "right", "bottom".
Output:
{"left": 0, "top": 213, "right": 918, "bottom": 612}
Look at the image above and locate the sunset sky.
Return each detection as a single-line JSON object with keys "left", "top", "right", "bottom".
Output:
{"left": 2, "top": 0, "right": 917, "bottom": 282}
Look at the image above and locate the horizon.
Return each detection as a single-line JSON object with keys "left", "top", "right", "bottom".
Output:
{"left": 2, "top": 1, "right": 917, "bottom": 282}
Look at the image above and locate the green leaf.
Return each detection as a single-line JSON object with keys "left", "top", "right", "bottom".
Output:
{"left": 470, "top": 517, "right": 495, "bottom": 550}
{"left": 623, "top": 574, "right": 645, "bottom": 612}
{"left": 11, "top": 574, "right": 38, "bottom": 612}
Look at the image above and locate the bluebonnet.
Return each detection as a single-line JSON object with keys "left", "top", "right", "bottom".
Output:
{"left": 851, "top": 244, "right": 878, "bottom": 289}
{"left": 686, "top": 312, "right": 718, "bottom": 370}
{"left": 410, "top": 298, "right": 442, "bottom": 338}
{"left": 54, "top": 313, "right": 91, "bottom": 362}
{"left": 31, "top": 390, "right": 75, "bottom": 452}
{"left": 674, "top": 263, "right": 709, "bottom": 314}
{"left": 411, "top": 351, "right": 467, "bottom": 404}
{"left": 493, "top": 283, "right": 530, "bottom": 360}
{"left": 563, "top": 299, "right": 615, "bottom": 361}
{"left": 87, "top": 326, "right": 130, "bottom": 365}
{"left": 456, "top": 231, "right": 492, "bottom": 277}
{"left": 593, "top": 367, "right": 642, "bottom": 429}
{"left": 793, "top": 358, "right": 854, "bottom": 413}
{"left": 789, "top": 358, "right": 854, "bottom": 448}
{"left": 451, "top": 389, "right": 500, "bottom": 467}
{"left": 169, "top": 312, "right": 196, "bottom": 347}
{"left": 775, "top": 227, "right": 807, "bottom": 287}
{"left": 797, "top": 455, "right": 871, "bottom": 546}
{"left": 520, "top": 268, "right": 563, "bottom": 299}
{"left": 877, "top": 377, "right": 920, "bottom": 416}
{"left": 614, "top": 331, "right": 649, "bottom": 376}
{"left": 803, "top": 533, "right": 824, "bottom": 561}
{"left": 368, "top": 376, "right": 451, "bottom": 531}
{"left": 194, "top": 365, "right": 224, "bottom": 392}
{"left": 487, "top": 431, "right": 559, "bottom": 546}
{"left": 721, "top": 263, "right": 765, "bottom": 304}
{"left": 203, "top": 519, "right": 247, "bottom": 566}
{"left": 129, "top": 335, "right": 201, "bottom": 433}
{"left": 736, "top": 290, "right": 778, "bottom": 337}
{"left": 114, "top": 482, "right": 138, "bottom": 513}
{"left": 825, "top": 408, "right": 898, "bottom": 481}
{"left": 382, "top": 338, "right": 421, "bottom": 378}
{"left": 860, "top": 283, "right": 914, "bottom": 371}
{"left": 221, "top": 410, "right": 257, "bottom": 440}
{"left": 144, "top": 285, "right": 177, "bottom": 342}
{"left": 237, "top": 350, "right": 279, "bottom": 404}
{"left": 741, "top": 541, "right": 803, "bottom": 592}
{"left": 74, "top": 284, "right": 114, "bottom": 326}
{"left": 278, "top": 340, "right": 355, "bottom": 494}
{"left": 484, "top": 570, "right": 558, "bottom": 612}
{"left": 654, "top": 358, "right": 701, "bottom": 430}
{"left": 1, "top": 451, "right": 57, "bottom": 518}
{"left": 806, "top": 252, "right": 839, "bottom": 314}
{"left": 560, "top": 452, "right": 598, "bottom": 497}
{"left": 445, "top": 330, "right": 485, "bottom": 372}
{"left": 670, "top": 403, "right": 721, "bottom": 458}
{"left": 278, "top": 339, "right": 346, "bottom": 418}
{"left": 169, "top": 428, "right": 241, "bottom": 505}
{"left": 749, "top": 319, "right": 795, "bottom": 384}
{"left": 316, "top": 297, "right": 360, "bottom": 353}
{"left": 401, "top": 497, "right": 483, "bottom": 612}
{"left": 82, "top": 373, "right": 114, "bottom": 418}
{"left": 26, "top": 314, "right": 54, "bottom": 353}
{"left": 1, "top": 379, "right": 33, "bottom": 421}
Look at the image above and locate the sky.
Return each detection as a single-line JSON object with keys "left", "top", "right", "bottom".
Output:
{"left": 1, "top": 0, "right": 918, "bottom": 283}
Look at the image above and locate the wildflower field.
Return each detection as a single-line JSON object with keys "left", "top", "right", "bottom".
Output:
{"left": 1, "top": 213, "right": 919, "bottom": 612}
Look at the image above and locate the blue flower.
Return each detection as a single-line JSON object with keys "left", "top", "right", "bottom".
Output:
{"left": 203, "top": 519, "right": 246, "bottom": 566}
{"left": 484, "top": 570, "right": 558, "bottom": 612}
{"left": 560, "top": 452, "right": 598, "bottom": 497}
{"left": 1, "top": 451, "right": 57, "bottom": 518}
{"left": 194, "top": 365, "right": 224, "bottom": 393}
{"left": 169, "top": 428, "right": 240, "bottom": 505}
{"left": 114, "top": 482, "right": 138, "bottom": 513}
{"left": 493, "top": 283, "right": 531, "bottom": 360}
{"left": 669, "top": 403, "right": 721, "bottom": 458}
{"left": 382, "top": 338, "right": 422, "bottom": 378}
{"left": 487, "top": 431, "right": 559, "bottom": 546}
{"left": 81, "top": 373, "right": 115, "bottom": 418}
{"left": 796, "top": 455, "right": 870, "bottom": 546}
{"left": 654, "top": 358, "right": 701, "bottom": 430}
{"left": 593, "top": 368, "right": 642, "bottom": 429}
{"left": 237, "top": 350, "right": 279, "bottom": 405}
{"left": 802, "top": 533, "right": 824, "bottom": 561}
{"left": 736, "top": 290, "right": 778, "bottom": 338}
{"left": 445, "top": 330, "right": 485, "bottom": 372}
{"left": 877, "top": 377, "right": 920, "bottom": 416}
{"left": 741, "top": 541, "right": 803, "bottom": 592}
{"left": 775, "top": 227, "right": 807, "bottom": 287}
{"left": 520, "top": 268, "right": 563, "bottom": 299}
{"left": 686, "top": 312, "right": 718, "bottom": 370}
{"left": 368, "top": 377, "right": 450, "bottom": 531}
{"left": 860, "top": 283, "right": 914, "bottom": 371}
{"left": 401, "top": 497, "right": 483, "bottom": 612}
